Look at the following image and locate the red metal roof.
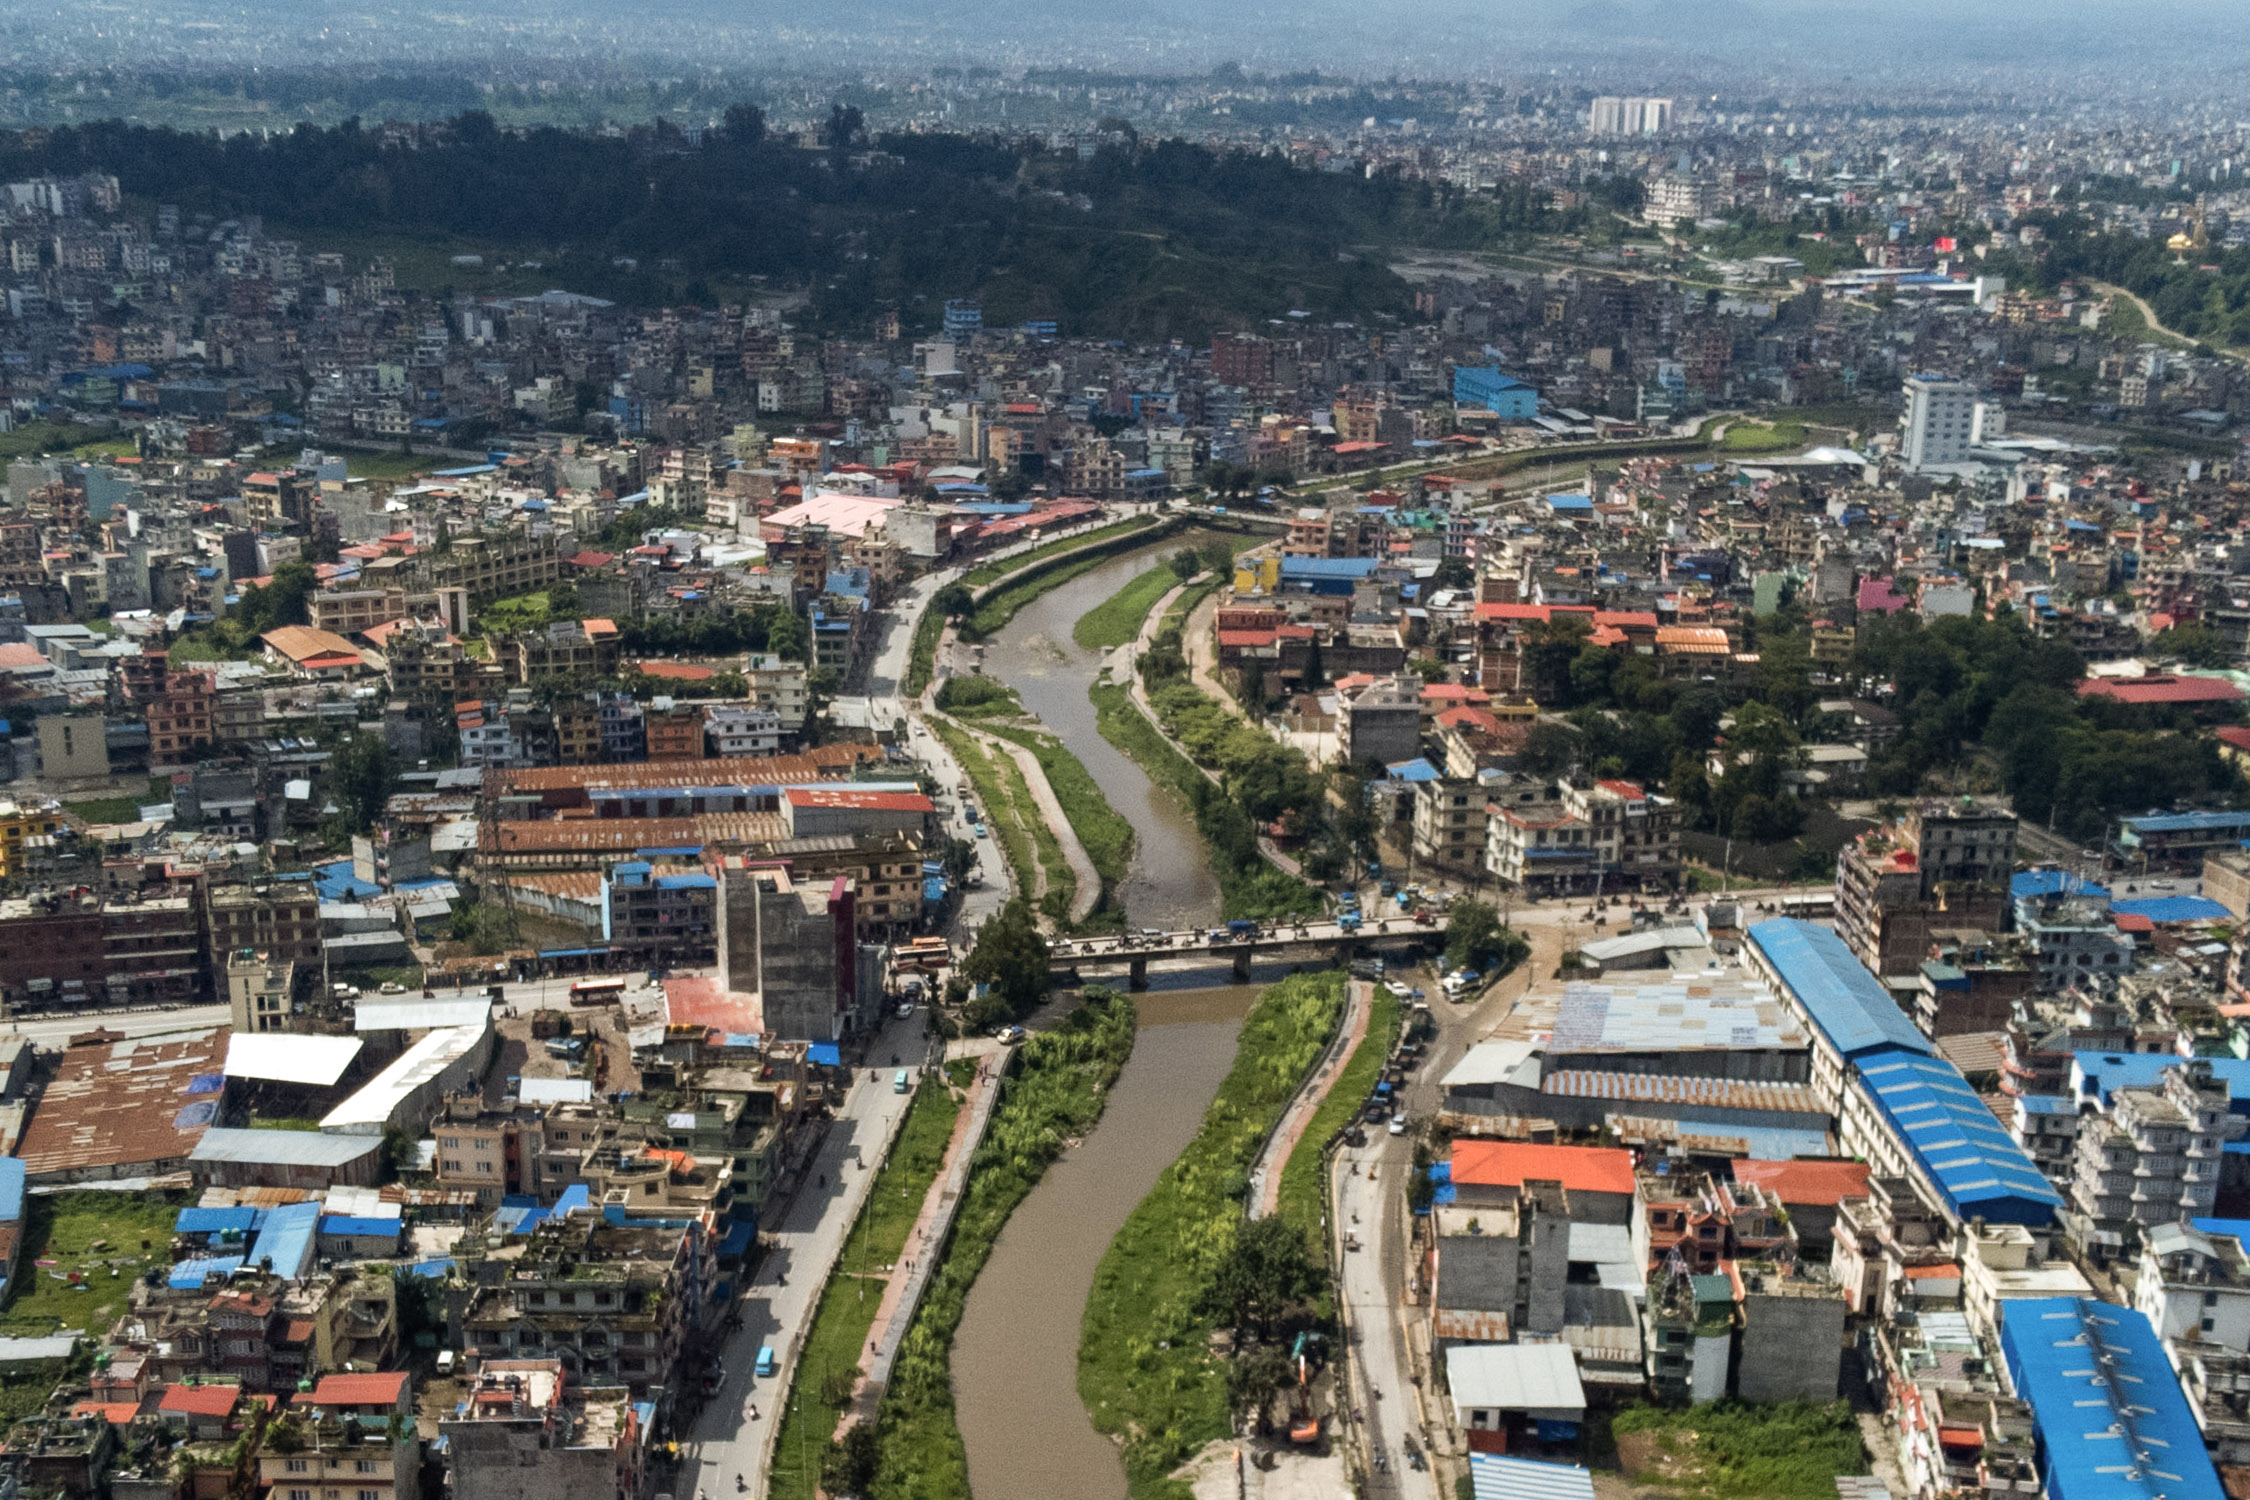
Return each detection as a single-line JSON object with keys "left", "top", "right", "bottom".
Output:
{"left": 2077, "top": 674, "right": 2245, "bottom": 705}
{"left": 306, "top": 1371, "right": 408, "bottom": 1406}
{"left": 1729, "top": 1159, "right": 1870, "bottom": 1206}
{"left": 783, "top": 788, "right": 933, "bottom": 813}
{"left": 160, "top": 1384, "right": 240, "bottom": 1417}
{"left": 1449, "top": 1141, "right": 1635, "bottom": 1196}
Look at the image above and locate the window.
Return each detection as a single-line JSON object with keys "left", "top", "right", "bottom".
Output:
{"left": 287, "top": 1461, "right": 309, "bottom": 1474}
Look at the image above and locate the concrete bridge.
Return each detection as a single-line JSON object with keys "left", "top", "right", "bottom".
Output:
{"left": 1047, "top": 917, "right": 1432, "bottom": 988}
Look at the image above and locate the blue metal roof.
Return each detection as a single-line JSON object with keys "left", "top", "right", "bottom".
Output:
{"left": 2015, "top": 1094, "right": 2076, "bottom": 1115}
{"left": 2072, "top": 1052, "right": 2250, "bottom": 1113}
{"left": 169, "top": 1256, "right": 244, "bottom": 1288}
{"left": 320, "top": 1216, "right": 401, "bottom": 1238}
{"left": 249, "top": 1200, "right": 320, "bottom": 1278}
{"left": 807, "top": 1042, "right": 842, "bottom": 1068}
{"left": 2112, "top": 894, "right": 2229, "bottom": 924}
{"left": 1857, "top": 1049, "right": 2061, "bottom": 1226}
{"left": 2010, "top": 870, "right": 2109, "bottom": 901}
{"left": 1386, "top": 758, "right": 1442, "bottom": 783}
{"left": 1279, "top": 556, "right": 1382, "bottom": 580}
{"left": 2119, "top": 809, "right": 2250, "bottom": 835}
{"left": 1747, "top": 919, "right": 1931, "bottom": 1059}
{"left": 176, "top": 1206, "right": 257, "bottom": 1237}
{"left": 1546, "top": 493, "right": 1594, "bottom": 511}
{"left": 0, "top": 1159, "right": 23, "bottom": 1225}
{"left": 1999, "top": 1298, "right": 2224, "bottom": 1500}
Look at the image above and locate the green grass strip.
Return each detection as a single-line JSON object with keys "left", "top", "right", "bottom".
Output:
{"left": 980, "top": 722, "right": 1134, "bottom": 894}
{"left": 1078, "top": 972, "right": 1347, "bottom": 1499}
{"left": 905, "top": 607, "right": 947, "bottom": 698}
{"left": 769, "top": 1081, "right": 962, "bottom": 1500}
{"left": 870, "top": 994, "right": 1137, "bottom": 1500}
{"left": 968, "top": 549, "right": 1134, "bottom": 638}
{"left": 1274, "top": 989, "right": 1399, "bottom": 1269}
{"left": 960, "top": 517, "right": 1155, "bottom": 588}
{"left": 1073, "top": 562, "right": 1181, "bottom": 650}
{"left": 928, "top": 720, "right": 1042, "bottom": 911}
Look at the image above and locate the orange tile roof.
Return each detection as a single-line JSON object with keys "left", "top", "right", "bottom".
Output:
{"left": 1729, "top": 1159, "right": 1870, "bottom": 1206}
{"left": 1449, "top": 1141, "right": 1635, "bottom": 1196}
{"left": 160, "top": 1383, "right": 240, "bottom": 1417}
{"left": 305, "top": 1371, "right": 408, "bottom": 1406}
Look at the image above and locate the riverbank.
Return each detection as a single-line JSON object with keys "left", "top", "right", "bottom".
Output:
{"left": 768, "top": 1080, "right": 960, "bottom": 1500}
{"left": 927, "top": 716, "right": 1078, "bottom": 926}
{"left": 1074, "top": 559, "right": 1185, "bottom": 651}
{"left": 1275, "top": 988, "right": 1400, "bottom": 1268}
{"left": 869, "top": 993, "right": 1138, "bottom": 1500}
{"left": 964, "top": 517, "right": 1179, "bottom": 637}
{"left": 1077, "top": 971, "right": 1349, "bottom": 1499}
{"left": 1089, "top": 679, "right": 1317, "bottom": 920}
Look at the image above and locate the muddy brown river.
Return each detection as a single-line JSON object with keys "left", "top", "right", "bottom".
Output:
{"left": 950, "top": 542, "right": 1256, "bottom": 1500}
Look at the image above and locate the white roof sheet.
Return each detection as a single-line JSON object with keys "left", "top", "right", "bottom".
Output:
{"left": 189, "top": 1128, "right": 383, "bottom": 1167}
{"left": 1567, "top": 1223, "right": 1635, "bottom": 1265}
{"left": 1442, "top": 1040, "right": 1541, "bottom": 1089}
{"left": 320, "top": 1023, "right": 484, "bottom": 1131}
{"left": 518, "top": 1077, "right": 594, "bottom": 1105}
{"left": 354, "top": 998, "right": 491, "bottom": 1033}
{"left": 1445, "top": 1342, "right": 1586, "bottom": 1415}
{"left": 321, "top": 1185, "right": 400, "bottom": 1219}
{"left": 224, "top": 1033, "right": 363, "bottom": 1087}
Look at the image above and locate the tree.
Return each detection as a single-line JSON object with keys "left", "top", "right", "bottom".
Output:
{"left": 1446, "top": 900, "right": 1526, "bottom": 976}
{"left": 938, "top": 836, "right": 979, "bottom": 882}
{"left": 1227, "top": 1344, "right": 1297, "bottom": 1431}
{"left": 820, "top": 1424, "right": 878, "bottom": 1497}
{"left": 824, "top": 103, "right": 865, "bottom": 151}
{"left": 1198, "top": 1216, "right": 1323, "bottom": 1340}
{"left": 1169, "top": 548, "right": 1202, "bottom": 582}
{"left": 960, "top": 897, "right": 1048, "bottom": 1022}
{"left": 1516, "top": 721, "right": 1581, "bottom": 781}
{"left": 232, "top": 559, "right": 319, "bottom": 635}
{"left": 721, "top": 103, "right": 766, "bottom": 147}
{"left": 1430, "top": 557, "right": 1475, "bottom": 592}
{"left": 328, "top": 734, "right": 398, "bottom": 835}
{"left": 933, "top": 582, "right": 976, "bottom": 619}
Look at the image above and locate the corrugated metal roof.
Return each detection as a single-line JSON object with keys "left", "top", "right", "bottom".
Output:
{"left": 1857, "top": 1049, "right": 2061, "bottom": 1226}
{"left": 1470, "top": 1455, "right": 1596, "bottom": 1500}
{"left": 1999, "top": 1298, "right": 2224, "bottom": 1500}
{"left": 1548, "top": 974, "right": 1805, "bottom": 1053}
{"left": 1542, "top": 1071, "right": 1822, "bottom": 1115}
{"left": 1446, "top": 1343, "right": 1586, "bottom": 1414}
{"left": 353, "top": 998, "right": 493, "bottom": 1033}
{"left": 192, "top": 1129, "right": 381, "bottom": 1168}
{"left": 1748, "top": 919, "right": 1932, "bottom": 1059}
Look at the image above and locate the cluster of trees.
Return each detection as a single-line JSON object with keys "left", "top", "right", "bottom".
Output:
{"left": 224, "top": 559, "right": 318, "bottom": 638}
{"left": 0, "top": 111, "right": 1543, "bottom": 336}
{"left": 2009, "top": 209, "right": 2250, "bottom": 350}
{"left": 615, "top": 603, "right": 807, "bottom": 661}
{"left": 1444, "top": 900, "right": 1530, "bottom": 978}
{"left": 958, "top": 897, "right": 1049, "bottom": 1029}
{"left": 1519, "top": 601, "right": 2245, "bottom": 850}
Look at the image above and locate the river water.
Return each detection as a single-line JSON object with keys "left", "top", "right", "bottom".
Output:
{"left": 950, "top": 542, "right": 1254, "bottom": 1500}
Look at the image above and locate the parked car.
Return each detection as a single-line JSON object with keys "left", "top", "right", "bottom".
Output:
{"left": 1383, "top": 980, "right": 1412, "bottom": 998}
{"left": 1388, "top": 1114, "right": 1408, "bottom": 1136}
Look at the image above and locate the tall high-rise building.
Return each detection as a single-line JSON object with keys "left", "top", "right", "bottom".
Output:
{"left": 1589, "top": 96, "right": 1675, "bottom": 136}
{"left": 1834, "top": 797, "right": 2016, "bottom": 985}
{"left": 1901, "top": 373, "right": 1977, "bottom": 471}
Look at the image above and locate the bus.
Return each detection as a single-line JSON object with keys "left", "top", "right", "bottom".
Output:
{"left": 569, "top": 977, "right": 628, "bottom": 1005}
{"left": 1772, "top": 891, "right": 1836, "bottom": 918}
{"left": 895, "top": 937, "right": 952, "bottom": 971}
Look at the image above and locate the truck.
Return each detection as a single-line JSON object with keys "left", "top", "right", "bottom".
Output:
{"left": 1338, "top": 912, "right": 1362, "bottom": 932}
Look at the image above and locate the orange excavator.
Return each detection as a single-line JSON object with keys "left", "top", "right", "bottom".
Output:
{"left": 1289, "top": 1331, "right": 1322, "bottom": 1445}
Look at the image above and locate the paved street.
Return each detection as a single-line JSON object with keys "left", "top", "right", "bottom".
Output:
{"left": 1335, "top": 1130, "right": 1439, "bottom": 1500}
{"left": 682, "top": 1009, "right": 930, "bottom": 1500}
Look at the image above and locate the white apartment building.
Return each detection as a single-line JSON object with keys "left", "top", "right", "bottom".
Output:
{"left": 1901, "top": 374, "right": 1977, "bottom": 471}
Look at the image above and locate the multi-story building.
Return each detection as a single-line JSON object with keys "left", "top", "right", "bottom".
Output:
{"left": 0, "top": 797, "right": 66, "bottom": 880}
{"left": 458, "top": 1217, "right": 703, "bottom": 1408}
{"left": 602, "top": 862, "right": 718, "bottom": 966}
{"left": 207, "top": 881, "right": 322, "bottom": 977}
{"left": 1484, "top": 778, "right": 1679, "bottom": 895}
{"left": 512, "top": 619, "right": 621, "bottom": 685}
{"left": 643, "top": 704, "right": 705, "bottom": 762}
{"left": 259, "top": 1400, "right": 420, "bottom": 1500}
{"left": 704, "top": 704, "right": 781, "bottom": 758}
{"left": 439, "top": 1360, "right": 650, "bottom": 1500}
{"left": 2135, "top": 1220, "right": 2250, "bottom": 1352}
{"left": 740, "top": 654, "right": 810, "bottom": 734}
{"left": 1411, "top": 777, "right": 1488, "bottom": 875}
{"left": 1834, "top": 799, "right": 2015, "bottom": 983}
{"left": 226, "top": 953, "right": 297, "bottom": 1034}
{"left": 1901, "top": 374, "right": 1977, "bottom": 472}
{"left": 2069, "top": 1060, "right": 2242, "bottom": 1257}
{"left": 101, "top": 888, "right": 204, "bottom": 1005}
{"left": 1339, "top": 676, "right": 1422, "bottom": 766}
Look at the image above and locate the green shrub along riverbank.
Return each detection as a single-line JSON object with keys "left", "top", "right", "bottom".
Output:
{"left": 1275, "top": 988, "right": 1399, "bottom": 1270}
{"left": 869, "top": 993, "right": 1138, "bottom": 1500}
{"left": 927, "top": 717, "right": 1075, "bottom": 925}
{"left": 1090, "top": 680, "right": 1319, "bottom": 920}
{"left": 1078, "top": 972, "right": 1347, "bottom": 1498}
{"left": 1073, "top": 560, "right": 1182, "bottom": 651}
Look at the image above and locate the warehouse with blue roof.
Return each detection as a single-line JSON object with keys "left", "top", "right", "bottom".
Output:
{"left": 1748, "top": 919, "right": 2058, "bottom": 1228}
{"left": 1999, "top": 1298, "right": 2224, "bottom": 1500}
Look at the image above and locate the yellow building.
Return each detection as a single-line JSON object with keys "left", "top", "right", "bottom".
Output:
{"left": 1233, "top": 551, "right": 1283, "bottom": 594}
{"left": 0, "top": 798, "right": 65, "bottom": 878}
